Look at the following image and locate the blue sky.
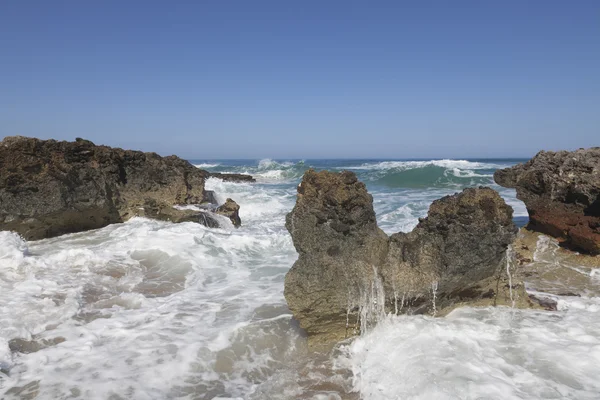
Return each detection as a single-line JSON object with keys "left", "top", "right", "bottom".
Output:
{"left": 1, "top": 1, "right": 598, "bottom": 159}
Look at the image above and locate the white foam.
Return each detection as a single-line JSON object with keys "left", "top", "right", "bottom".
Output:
{"left": 194, "top": 163, "right": 221, "bottom": 169}
{"left": 257, "top": 158, "right": 294, "bottom": 170}
{"left": 0, "top": 337, "right": 12, "bottom": 372}
{"left": 2, "top": 158, "right": 569, "bottom": 400}
{"left": 0, "top": 179, "right": 300, "bottom": 398}
{"left": 449, "top": 167, "right": 494, "bottom": 178}
{"left": 341, "top": 298, "right": 600, "bottom": 399}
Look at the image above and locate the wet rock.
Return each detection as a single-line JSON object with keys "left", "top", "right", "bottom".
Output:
{"left": 0, "top": 136, "right": 239, "bottom": 238}
{"left": 284, "top": 170, "right": 389, "bottom": 344}
{"left": 204, "top": 190, "right": 219, "bottom": 205}
{"left": 216, "top": 198, "right": 242, "bottom": 227}
{"left": 142, "top": 199, "right": 221, "bottom": 228}
{"left": 384, "top": 187, "right": 521, "bottom": 314}
{"left": 528, "top": 294, "right": 558, "bottom": 311}
{"left": 494, "top": 148, "right": 600, "bottom": 254}
{"left": 207, "top": 172, "right": 256, "bottom": 183}
{"left": 512, "top": 228, "right": 600, "bottom": 297}
{"left": 284, "top": 170, "right": 526, "bottom": 345}
{"left": 4, "top": 380, "right": 41, "bottom": 400}
{"left": 516, "top": 253, "right": 532, "bottom": 265}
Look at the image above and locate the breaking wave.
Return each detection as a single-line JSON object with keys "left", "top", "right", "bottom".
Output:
{"left": 345, "top": 159, "right": 506, "bottom": 171}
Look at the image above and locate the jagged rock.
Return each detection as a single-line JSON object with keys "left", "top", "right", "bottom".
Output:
{"left": 494, "top": 148, "right": 600, "bottom": 254}
{"left": 285, "top": 170, "right": 528, "bottom": 346}
{"left": 207, "top": 172, "right": 256, "bottom": 183}
{"left": 284, "top": 170, "right": 389, "bottom": 344}
{"left": 216, "top": 198, "right": 242, "bottom": 227}
{"left": 0, "top": 136, "right": 239, "bottom": 239}
{"left": 383, "top": 187, "right": 519, "bottom": 313}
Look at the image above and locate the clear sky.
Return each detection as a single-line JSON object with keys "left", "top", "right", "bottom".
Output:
{"left": 1, "top": 1, "right": 599, "bottom": 159}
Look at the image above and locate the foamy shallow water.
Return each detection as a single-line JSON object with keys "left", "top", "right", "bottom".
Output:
{"left": 343, "top": 300, "right": 600, "bottom": 400}
{"left": 1, "top": 159, "right": 598, "bottom": 399}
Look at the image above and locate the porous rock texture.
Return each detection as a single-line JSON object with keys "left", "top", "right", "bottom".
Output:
{"left": 285, "top": 169, "right": 529, "bottom": 345}
{"left": 0, "top": 136, "right": 239, "bottom": 239}
{"left": 494, "top": 148, "right": 600, "bottom": 254}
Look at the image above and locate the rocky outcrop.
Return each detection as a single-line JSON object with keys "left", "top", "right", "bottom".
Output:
{"left": 207, "top": 172, "right": 256, "bottom": 183}
{"left": 284, "top": 171, "right": 389, "bottom": 344}
{"left": 0, "top": 136, "right": 240, "bottom": 239}
{"left": 285, "top": 170, "right": 528, "bottom": 345}
{"left": 216, "top": 198, "right": 241, "bottom": 227}
{"left": 494, "top": 148, "right": 600, "bottom": 254}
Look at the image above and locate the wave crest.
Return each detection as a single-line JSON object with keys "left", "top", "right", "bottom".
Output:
{"left": 346, "top": 159, "right": 505, "bottom": 171}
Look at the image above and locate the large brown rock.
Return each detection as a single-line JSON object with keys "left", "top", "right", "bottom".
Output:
{"left": 284, "top": 170, "right": 389, "bottom": 344}
{"left": 0, "top": 136, "right": 238, "bottom": 239}
{"left": 494, "top": 148, "right": 600, "bottom": 254}
{"left": 285, "top": 170, "right": 528, "bottom": 346}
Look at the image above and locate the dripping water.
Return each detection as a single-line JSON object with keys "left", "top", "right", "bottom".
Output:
{"left": 506, "top": 246, "right": 515, "bottom": 308}
{"left": 392, "top": 279, "right": 399, "bottom": 315}
{"left": 431, "top": 281, "right": 438, "bottom": 316}
{"left": 359, "top": 266, "right": 386, "bottom": 335}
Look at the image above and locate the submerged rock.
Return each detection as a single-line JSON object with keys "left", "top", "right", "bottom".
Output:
{"left": 141, "top": 199, "right": 221, "bottom": 228}
{"left": 285, "top": 169, "right": 530, "bottom": 345}
{"left": 494, "top": 148, "right": 600, "bottom": 254}
{"left": 0, "top": 136, "right": 240, "bottom": 239}
{"left": 9, "top": 337, "right": 66, "bottom": 354}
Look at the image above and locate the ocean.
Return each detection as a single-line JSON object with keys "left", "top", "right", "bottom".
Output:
{"left": 1, "top": 159, "right": 599, "bottom": 399}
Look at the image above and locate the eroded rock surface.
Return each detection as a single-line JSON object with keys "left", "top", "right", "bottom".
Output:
{"left": 284, "top": 170, "right": 389, "bottom": 343}
{"left": 285, "top": 169, "right": 529, "bottom": 345}
{"left": 0, "top": 136, "right": 240, "bottom": 239}
{"left": 494, "top": 148, "right": 600, "bottom": 254}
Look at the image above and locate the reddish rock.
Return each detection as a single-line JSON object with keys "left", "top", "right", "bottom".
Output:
{"left": 494, "top": 148, "right": 600, "bottom": 254}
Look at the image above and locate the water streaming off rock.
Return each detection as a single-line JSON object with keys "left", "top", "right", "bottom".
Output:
{"left": 1, "top": 159, "right": 599, "bottom": 399}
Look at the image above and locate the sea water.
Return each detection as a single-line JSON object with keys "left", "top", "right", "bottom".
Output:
{"left": 1, "top": 159, "right": 598, "bottom": 399}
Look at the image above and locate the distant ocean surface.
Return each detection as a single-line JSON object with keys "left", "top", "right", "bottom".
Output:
{"left": 192, "top": 158, "right": 530, "bottom": 233}
{"left": 2, "top": 158, "right": 600, "bottom": 399}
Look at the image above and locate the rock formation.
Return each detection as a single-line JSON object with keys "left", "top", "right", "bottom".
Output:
{"left": 207, "top": 172, "right": 256, "bottom": 183}
{"left": 216, "top": 198, "right": 242, "bottom": 227}
{"left": 285, "top": 169, "right": 529, "bottom": 345}
{"left": 494, "top": 148, "right": 600, "bottom": 254}
{"left": 0, "top": 136, "right": 241, "bottom": 239}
